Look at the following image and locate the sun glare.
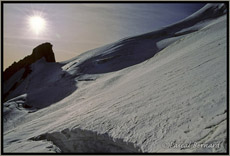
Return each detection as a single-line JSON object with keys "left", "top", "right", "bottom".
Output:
{"left": 29, "top": 15, "right": 46, "bottom": 35}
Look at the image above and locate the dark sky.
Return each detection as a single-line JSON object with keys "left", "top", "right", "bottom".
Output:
{"left": 4, "top": 3, "right": 206, "bottom": 69}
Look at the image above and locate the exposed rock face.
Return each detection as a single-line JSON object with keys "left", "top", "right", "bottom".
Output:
{"left": 32, "top": 42, "right": 56, "bottom": 63}
{"left": 3, "top": 42, "right": 56, "bottom": 81}
{"left": 3, "top": 43, "right": 56, "bottom": 101}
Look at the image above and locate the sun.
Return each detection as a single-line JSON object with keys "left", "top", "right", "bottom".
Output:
{"left": 29, "top": 15, "right": 46, "bottom": 35}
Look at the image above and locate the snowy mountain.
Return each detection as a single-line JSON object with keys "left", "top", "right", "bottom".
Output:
{"left": 3, "top": 42, "right": 56, "bottom": 103}
{"left": 3, "top": 3, "right": 227, "bottom": 153}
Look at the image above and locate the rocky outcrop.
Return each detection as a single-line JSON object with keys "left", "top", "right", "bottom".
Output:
{"left": 3, "top": 43, "right": 56, "bottom": 101}
{"left": 32, "top": 42, "right": 56, "bottom": 63}
{"left": 3, "top": 42, "right": 55, "bottom": 81}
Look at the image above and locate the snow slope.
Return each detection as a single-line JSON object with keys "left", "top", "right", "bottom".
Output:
{"left": 3, "top": 3, "right": 227, "bottom": 153}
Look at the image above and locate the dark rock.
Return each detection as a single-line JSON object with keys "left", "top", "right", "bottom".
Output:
{"left": 3, "top": 42, "right": 56, "bottom": 81}
{"left": 32, "top": 42, "right": 56, "bottom": 62}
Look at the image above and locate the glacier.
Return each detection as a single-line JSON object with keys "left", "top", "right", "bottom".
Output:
{"left": 3, "top": 3, "right": 227, "bottom": 153}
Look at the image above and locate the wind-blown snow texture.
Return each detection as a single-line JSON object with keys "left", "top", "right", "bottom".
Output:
{"left": 3, "top": 3, "right": 227, "bottom": 153}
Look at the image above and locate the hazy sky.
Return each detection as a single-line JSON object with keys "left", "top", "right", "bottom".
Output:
{"left": 3, "top": 3, "right": 206, "bottom": 70}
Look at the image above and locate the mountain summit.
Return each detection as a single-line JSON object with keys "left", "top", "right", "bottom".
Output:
{"left": 32, "top": 42, "right": 56, "bottom": 63}
{"left": 4, "top": 42, "right": 55, "bottom": 81}
{"left": 3, "top": 42, "right": 56, "bottom": 102}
